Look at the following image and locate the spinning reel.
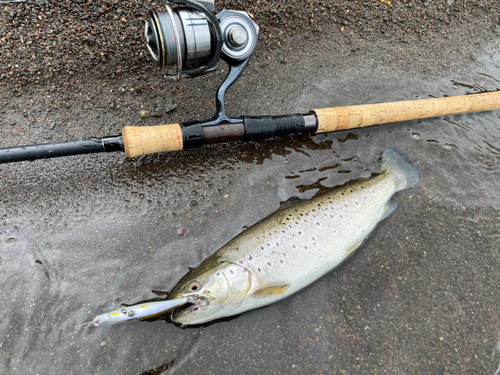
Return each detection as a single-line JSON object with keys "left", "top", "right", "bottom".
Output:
{"left": 144, "top": 0, "right": 259, "bottom": 125}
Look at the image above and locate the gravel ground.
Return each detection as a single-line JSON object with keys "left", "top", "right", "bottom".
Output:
{"left": 0, "top": 0, "right": 499, "bottom": 84}
{"left": 1, "top": 1, "right": 500, "bottom": 375}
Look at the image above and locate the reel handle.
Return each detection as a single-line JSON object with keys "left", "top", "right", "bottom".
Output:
{"left": 313, "top": 91, "right": 500, "bottom": 133}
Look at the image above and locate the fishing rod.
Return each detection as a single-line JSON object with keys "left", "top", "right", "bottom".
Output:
{"left": 1, "top": 0, "right": 499, "bottom": 164}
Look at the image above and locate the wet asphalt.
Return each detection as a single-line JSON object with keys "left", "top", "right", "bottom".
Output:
{"left": 1, "top": 4, "right": 500, "bottom": 375}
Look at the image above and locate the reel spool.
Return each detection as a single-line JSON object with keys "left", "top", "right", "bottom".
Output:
{"left": 145, "top": 0, "right": 223, "bottom": 79}
{"left": 144, "top": 0, "right": 258, "bottom": 81}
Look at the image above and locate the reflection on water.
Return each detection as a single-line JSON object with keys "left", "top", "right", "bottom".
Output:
{"left": 1, "top": 48, "right": 500, "bottom": 374}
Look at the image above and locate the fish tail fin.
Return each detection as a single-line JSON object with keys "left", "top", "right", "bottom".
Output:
{"left": 382, "top": 148, "right": 420, "bottom": 192}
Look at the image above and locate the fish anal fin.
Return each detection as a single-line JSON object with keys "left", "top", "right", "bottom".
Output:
{"left": 380, "top": 200, "right": 397, "bottom": 221}
{"left": 346, "top": 240, "right": 363, "bottom": 257}
{"left": 252, "top": 284, "right": 291, "bottom": 299}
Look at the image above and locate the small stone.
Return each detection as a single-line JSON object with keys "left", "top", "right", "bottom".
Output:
{"left": 165, "top": 103, "right": 177, "bottom": 113}
{"left": 139, "top": 110, "right": 149, "bottom": 118}
{"left": 177, "top": 228, "right": 184, "bottom": 236}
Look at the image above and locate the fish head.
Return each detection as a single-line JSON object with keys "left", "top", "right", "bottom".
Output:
{"left": 168, "top": 258, "right": 252, "bottom": 325}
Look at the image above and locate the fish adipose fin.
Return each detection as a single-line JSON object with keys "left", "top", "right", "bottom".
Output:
{"left": 252, "top": 284, "right": 290, "bottom": 299}
{"left": 278, "top": 196, "right": 305, "bottom": 210}
{"left": 382, "top": 148, "right": 420, "bottom": 192}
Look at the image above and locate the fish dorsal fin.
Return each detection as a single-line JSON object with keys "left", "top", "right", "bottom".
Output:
{"left": 252, "top": 284, "right": 290, "bottom": 299}
{"left": 278, "top": 196, "right": 305, "bottom": 210}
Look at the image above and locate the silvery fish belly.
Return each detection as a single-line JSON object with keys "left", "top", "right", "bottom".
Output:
{"left": 169, "top": 148, "right": 419, "bottom": 325}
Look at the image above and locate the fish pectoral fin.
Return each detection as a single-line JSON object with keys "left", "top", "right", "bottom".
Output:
{"left": 252, "top": 284, "right": 291, "bottom": 299}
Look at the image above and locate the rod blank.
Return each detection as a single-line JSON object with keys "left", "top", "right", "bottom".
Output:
{"left": 0, "top": 136, "right": 123, "bottom": 164}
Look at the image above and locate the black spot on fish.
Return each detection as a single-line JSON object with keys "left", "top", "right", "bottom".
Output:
{"left": 341, "top": 193, "right": 345, "bottom": 195}
{"left": 282, "top": 230, "right": 285, "bottom": 233}
{"left": 276, "top": 243, "right": 279, "bottom": 246}
{"left": 230, "top": 270, "right": 234, "bottom": 274}
{"left": 249, "top": 256, "right": 253, "bottom": 260}
{"left": 217, "top": 272, "right": 220, "bottom": 276}
{"left": 280, "top": 260, "right": 283, "bottom": 263}
{"left": 317, "top": 223, "right": 320, "bottom": 225}
{"left": 261, "top": 246, "right": 264, "bottom": 250}
{"left": 330, "top": 215, "right": 333, "bottom": 218}
{"left": 361, "top": 186, "right": 364, "bottom": 189}
{"left": 293, "top": 245, "right": 296, "bottom": 248}
{"left": 313, "top": 209, "right": 316, "bottom": 212}
{"left": 258, "top": 268, "right": 261, "bottom": 272}
{"left": 305, "top": 246, "right": 307, "bottom": 249}
{"left": 267, "top": 262, "right": 271, "bottom": 266}
{"left": 286, "top": 218, "right": 290, "bottom": 221}
{"left": 268, "top": 244, "right": 270, "bottom": 247}
{"left": 299, "top": 231, "right": 302, "bottom": 234}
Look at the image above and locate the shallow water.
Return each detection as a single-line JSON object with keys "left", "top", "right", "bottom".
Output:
{"left": 1, "top": 48, "right": 500, "bottom": 374}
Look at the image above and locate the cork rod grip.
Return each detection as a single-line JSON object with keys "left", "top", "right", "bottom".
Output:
{"left": 122, "top": 124, "right": 183, "bottom": 158}
{"left": 313, "top": 91, "right": 500, "bottom": 133}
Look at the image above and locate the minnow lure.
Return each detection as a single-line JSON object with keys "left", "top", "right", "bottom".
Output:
{"left": 91, "top": 298, "right": 188, "bottom": 326}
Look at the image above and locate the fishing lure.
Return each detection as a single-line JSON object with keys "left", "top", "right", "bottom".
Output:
{"left": 84, "top": 298, "right": 188, "bottom": 327}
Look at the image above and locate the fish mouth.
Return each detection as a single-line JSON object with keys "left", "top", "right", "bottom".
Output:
{"left": 171, "top": 298, "right": 209, "bottom": 321}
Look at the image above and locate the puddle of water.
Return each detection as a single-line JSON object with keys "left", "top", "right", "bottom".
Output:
{"left": 1, "top": 48, "right": 500, "bottom": 374}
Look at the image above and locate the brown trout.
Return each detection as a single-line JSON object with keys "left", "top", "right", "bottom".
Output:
{"left": 168, "top": 148, "right": 419, "bottom": 325}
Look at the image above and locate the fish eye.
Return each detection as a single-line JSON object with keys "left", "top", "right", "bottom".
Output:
{"left": 188, "top": 281, "right": 201, "bottom": 292}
